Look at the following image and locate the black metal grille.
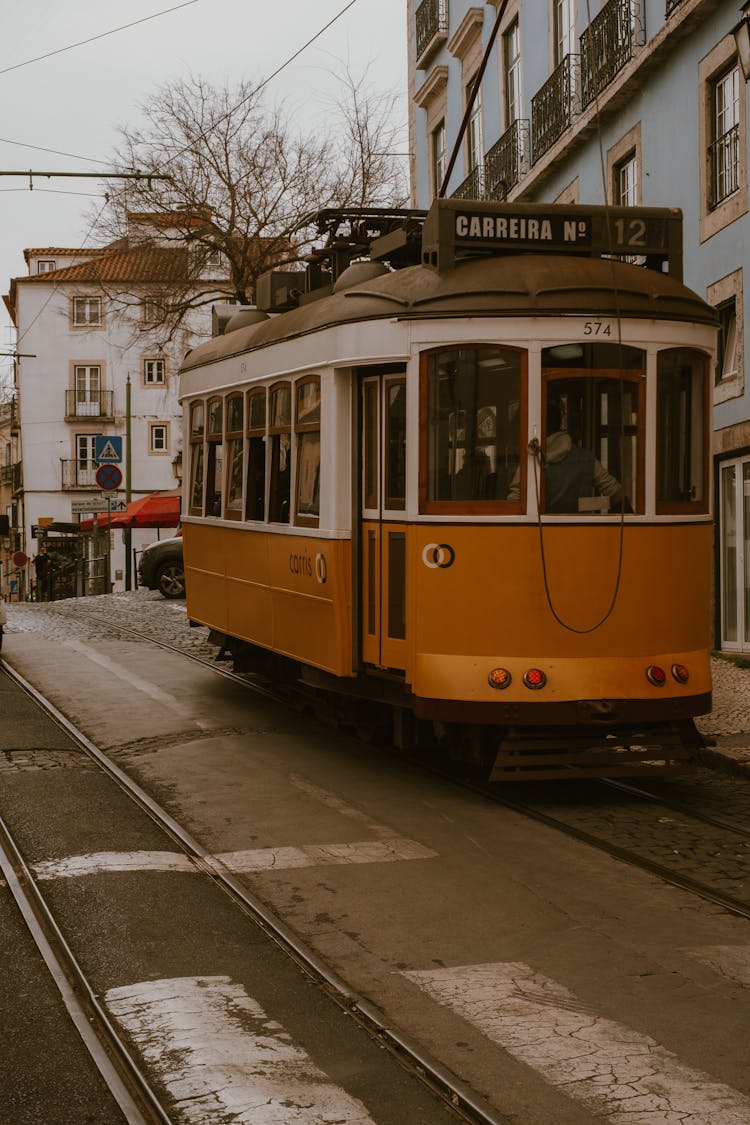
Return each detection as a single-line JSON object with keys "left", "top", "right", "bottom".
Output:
{"left": 532, "top": 54, "right": 578, "bottom": 164}
{"left": 710, "top": 124, "right": 740, "bottom": 209}
{"left": 665, "top": 0, "right": 683, "bottom": 14}
{"left": 416, "top": 0, "right": 448, "bottom": 63}
{"left": 485, "top": 119, "right": 529, "bottom": 198}
{"left": 452, "top": 164, "right": 485, "bottom": 201}
{"left": 580, "top": 0, "right": 638, "bottom": 110}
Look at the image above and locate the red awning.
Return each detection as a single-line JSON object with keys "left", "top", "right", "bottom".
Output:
{"left": 79, "top": 491, "right": 181, "bottom": 532}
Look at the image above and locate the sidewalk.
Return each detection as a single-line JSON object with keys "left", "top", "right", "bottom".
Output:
{"left": 2, "top": 590, "right": 749, "bottom": 777}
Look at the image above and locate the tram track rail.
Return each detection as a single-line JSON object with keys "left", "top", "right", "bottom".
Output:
{"left": 7, "top": 602, "right": 750, "bottom": 942}
{"left": 0, "top": 650, "right": 504, "bottom": 1125}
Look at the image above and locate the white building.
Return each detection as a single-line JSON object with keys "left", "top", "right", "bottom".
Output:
{"left": 2, "top": 213, "right": 218, "bottom": 595}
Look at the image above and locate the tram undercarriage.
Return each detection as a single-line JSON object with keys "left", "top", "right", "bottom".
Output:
{"left": 207, "top": 630, "right": 706, "bottom": 781}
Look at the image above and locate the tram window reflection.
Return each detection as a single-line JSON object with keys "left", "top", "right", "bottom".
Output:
{"left": 246, "top": 390, "right": 267, "bottom": 522}
{"left": 424, "top": 346, "right": 523, "bottom": 509}
{"left": 269, "top": 383, "right": 291, "bottom": 524}
{"left": 656, "top": 349, "right": 707, "bottom": 512}
{"left": 225, "top": 394, "right": 244, "bottom": 520}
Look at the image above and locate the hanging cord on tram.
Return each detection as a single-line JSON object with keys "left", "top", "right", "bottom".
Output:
{"left": 530, "top": 0, "right": 632, "bottom": 634}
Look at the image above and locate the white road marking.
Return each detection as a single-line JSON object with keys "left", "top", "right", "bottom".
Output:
{"left": 105, "top": 975, "right": 375, "bottom": 1123}
{"left": 404, "top": 962, "right": 750, "bottom": 1124}
{"left": 687, "top": 945, "right": 750, "bottom": 986}
{"left": 32, "top": 837, "right": 436, "bottom": 881}
{"left": 217, "top": 837, "right": 436, "bottom": 872}
{"left": 32, "top": 851, "right": 196, "bottom": 880}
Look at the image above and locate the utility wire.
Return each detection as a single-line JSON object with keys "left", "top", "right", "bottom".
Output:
{"left": 0, "top": 1, "right": 201, "bottom": 77}
{"left": 0, "top": 138, "right": 110, "bottom": 165}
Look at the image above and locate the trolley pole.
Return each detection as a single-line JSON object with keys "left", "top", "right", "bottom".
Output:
{"left": 125, "top": 375, "right": 132, "bottom": 590}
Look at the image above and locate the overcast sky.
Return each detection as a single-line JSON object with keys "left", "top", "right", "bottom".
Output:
{"left": 0, "top": 0, "right": 409, "bottom": 365}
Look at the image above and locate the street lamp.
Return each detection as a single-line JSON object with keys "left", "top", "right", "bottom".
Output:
{"left": 733, "top": 1, "right": 750, "bottom": 82}
{"left": 171, "top": 451, "right": 183, "bottom": 482}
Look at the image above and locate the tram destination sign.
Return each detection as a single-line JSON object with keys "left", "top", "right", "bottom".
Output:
{"left": 421, "top": 198, "right": 683, "bottom": 279}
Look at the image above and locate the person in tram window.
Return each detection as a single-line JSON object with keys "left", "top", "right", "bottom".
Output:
{"left": 507, "top": 403, "right": 626, "bottom": 512}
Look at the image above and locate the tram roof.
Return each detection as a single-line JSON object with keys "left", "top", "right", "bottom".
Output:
{"left": 181, "top": 252, "right": 718, "bottom": 374}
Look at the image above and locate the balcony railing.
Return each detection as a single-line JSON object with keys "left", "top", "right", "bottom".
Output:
{"left": 532, "top": 54, "right": 579, "bottom": 164}
{"left": 0, "top": 464, "right": 10, "bottom": 484}
{"left": 580, "top": 0, "right": 643, "bottom": 110}
{"left": 416, "top": 0, "right": 448, "bottom": 66}
{"left": 665, "top": 0, "right": 683, "bottom": 14}
{"left": 452, "top": 163, "right": 485, "bottom": 201}
{"left": 65, "top": 388, "right": 114, "bottom": 420}
{"left": 710, "top": 125, "right": 741, "bottom": 209}
{"left": 485, "top": 119, "right": 530, "bottom": 197}
{"left": 11, "top": 462, "right": 22, "bottom": 493}
{"left": 61, "top": 459, "right": 99, "bottom": 489}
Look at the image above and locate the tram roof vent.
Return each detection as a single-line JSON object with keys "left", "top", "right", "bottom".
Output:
{"left": 224, "top": 308, "right": 270, "bottom": 334}
{"left": 333, "top": 261, "right": 389, "bottom": 292}
{"left": 212, "top": 303, "right": 252, "bottom": 336}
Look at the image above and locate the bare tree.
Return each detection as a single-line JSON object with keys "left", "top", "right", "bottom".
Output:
{"left": 94, "top": 72, "right": 409, "bottom": 341}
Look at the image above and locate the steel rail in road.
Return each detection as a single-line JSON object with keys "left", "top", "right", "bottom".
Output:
{"left": 0, "top": 655, "right": 507, "bottom": 1125}
{"left": 0, "top": 809, "right": 171, "bottom": 1125}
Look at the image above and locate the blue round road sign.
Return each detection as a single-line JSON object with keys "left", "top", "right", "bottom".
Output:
{"left": 96, "top": 463, "right": 122, "bottom": 490}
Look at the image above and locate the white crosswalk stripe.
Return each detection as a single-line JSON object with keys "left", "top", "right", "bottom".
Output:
{"left": 404, "top": 961, "right": 750, "bottom": 1124}
{"left": 106, "top": 975, "right": 375, "bottom": 1123}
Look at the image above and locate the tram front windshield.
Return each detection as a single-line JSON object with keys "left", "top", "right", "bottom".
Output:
{"left": 541, "top": 343, "right": 644, "bottom": 515}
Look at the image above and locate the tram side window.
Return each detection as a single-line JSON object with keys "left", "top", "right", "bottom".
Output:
{"left": 295, "top": 377, "right": 321, "bottom": 525}
{"left": 423, "top": 346, "right": 524, "bottom": 510}
{"left": 246, "top": 389, "right": 267, "bottom": 521}
{"left": 189, "top": 401, "right": 205, "bottom": 516}
{"left": 269, "top": 382, "right": 291, "bottom": 523}
{"left": 657, "top": 349, "right": 707, "bottom": 511}
{"left": 224, "top": 394, "right": 244, "bottom": 521}
{"left": 385, "top": 378, "right": 406, "bottom": 510}
{"left": 205, "top": 396, "right": 224, "bottom": 517}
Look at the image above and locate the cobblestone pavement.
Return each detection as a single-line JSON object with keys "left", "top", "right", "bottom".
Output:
{"left": 3, "top": 590, "right": 750, "bottom": 774}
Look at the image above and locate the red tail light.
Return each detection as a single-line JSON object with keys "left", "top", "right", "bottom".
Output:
{"left": 646, "top": 665, "right": 666, "bottom": 687}
{"left": 523, "top": 668, "right": 547, "bottom": 690}
{"left": 671, "top": 663, "right": 689, "bottom": 684}
{"left": 488, "top": 668, "right": 512, "bottom": 689}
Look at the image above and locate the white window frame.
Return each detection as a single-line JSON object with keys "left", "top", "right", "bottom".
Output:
{"left": 699, "top": 36, "right": 748, "bottom": 242}
{"left": 143, "top": 357, "right": 166, "bottom": 385}
{"left": 504, "top": 18, "right": 522, "bottom": 128}
{"left": 72, "top": 296, "right": 102, "bottom": 327}
{"left": 149, "top": 423, "right": 169, "bottom": 454}
{"left": 553, "top": 0, "right": 575, "bottom": 66}
{"left": 709, "top": 269, "right": 744, "bottom": 404}
{"left": 37, "top": 260, "right": 56, "bottom": 274}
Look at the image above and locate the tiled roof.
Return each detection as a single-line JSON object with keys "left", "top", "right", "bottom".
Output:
{"left": 20, "top": 243, "right": 190, "bottom": 284}
{"left": 23, "top": 247, "right": 104, "bottom": 261}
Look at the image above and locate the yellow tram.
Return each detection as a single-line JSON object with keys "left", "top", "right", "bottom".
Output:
{"left": 179, "top": 200, "right": 716, "bottom": 780}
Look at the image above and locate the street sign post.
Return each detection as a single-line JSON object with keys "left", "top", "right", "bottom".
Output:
{"left": 95, "top": 464, "right": 123, "bottom": 491}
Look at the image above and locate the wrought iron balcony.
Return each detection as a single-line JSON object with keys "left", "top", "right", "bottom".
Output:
{"left": 485, "top": 119, "right": 530, "bottom": 198}
{"left": 451, "top": 164, "right": 485, "bottom": 201}
{"left": 416, "top": 0, "right": 448, "bottom": 67}
{"left": 710, "top": 125, "right": 740, "bottom": 210}
{"left": 61, "top": 459, "right": 99, "bottom": 489}
{"left": 531, "top": 55, "right": 579, "bottom": 165}
{"left": 0, "top": 463, "right": 11, "bottom": 484}
{"left": 580, "top": 0, "right": 643, "bottom": 111}
{"left": 64, "top": 388, "right": 114, "bottom": 420}
{"left": 11, "top": 462, "right": 22, "bottom": 494}
{"left": 665, "top": 0, "right": 683, "bottom": 14}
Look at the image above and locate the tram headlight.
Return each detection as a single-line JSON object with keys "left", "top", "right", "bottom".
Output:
{"left": 488, "top": 667, "right": 512, "bottom": 689}
{"left": 646, "top": 665, "right": 667, "bottom": 687}
{"left": 671, "top": 663, "right": 689, "bottom": 684}
{"left": 523, "top": 668, "right": 547, "bottom": 690}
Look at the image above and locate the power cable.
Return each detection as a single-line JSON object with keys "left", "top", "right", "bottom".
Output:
{"left": 0, "top": 1, "right": 201, "bottom": 77}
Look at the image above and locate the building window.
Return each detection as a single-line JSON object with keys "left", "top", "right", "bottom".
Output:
{"left": 504, "top": 19, "right": 522, "bottom": 128}
{"left": 150, "top": 424, "right": 169, "bottom": 453}
{"left": 143, "top": 358, "right": 166, "bottom": 385}
{"left": 614, "top": 151, "right": 638, "bottom": 205}
{"left": 37, "top": 260, "right": 56, "bottom": 274}
{"left": 717, "top": 298, "right": 739, "bottom": 383}
{"left": 72, "top": 297, "right": 102, "bottom": 326}
{"left": 465, "top": 78, "right": 484, "bottom": 174}
{"left": 75, "top": 434, "right": 98, "bottom": 486}
{"left": 432, "top": 119, "right": 447, "bottom": 197}
{"left": 142, "top": 296, "right": 164, "bottom": 324}
{"left": 554, "top": 0, "right": 575, "bottom": 66}
{"left": 711, "top": 64, "right": 741, "bottom": 209}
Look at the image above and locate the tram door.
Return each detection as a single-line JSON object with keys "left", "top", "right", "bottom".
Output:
{"left": 360, "top": 374, "right": 407, "bottom": 672}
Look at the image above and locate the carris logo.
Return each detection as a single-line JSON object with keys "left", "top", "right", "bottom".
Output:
{"left": 289, "top": 550, "right": 328, "bottom": 584}
{"left": 421, "top": 543, "right": 455, "bottom": 569}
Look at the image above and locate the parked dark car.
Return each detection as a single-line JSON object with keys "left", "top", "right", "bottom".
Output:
{"left": 137, "top": 534, "right": 185, "bottom": 599}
